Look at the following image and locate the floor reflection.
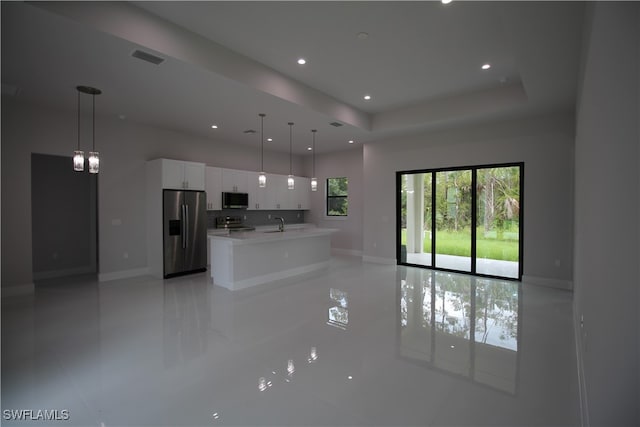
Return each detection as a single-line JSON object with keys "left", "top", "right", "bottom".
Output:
{"left": 398, "top": 267, "right": 521, "bottom": 394}
{"left": 163, "top": 278, "right": 212, "bottom": 367}
{"left": 327, "top": 288, "right": 348, "bottom": 330}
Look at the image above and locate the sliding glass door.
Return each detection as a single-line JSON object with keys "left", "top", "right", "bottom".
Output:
{"left": 397, "top": 163, "right": 523, "bottom": 280}
{"left": 476, "top": 166, "right": 521, "bottom": 278}
{"left": 435, "top": 170, "right": 472, "bottom": 272}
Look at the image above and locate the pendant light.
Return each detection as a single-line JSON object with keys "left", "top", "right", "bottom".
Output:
{"left": 310, "top": 129, "right": 318, "bottom": 191}
{"left": 287, "top": 122, "right": 295, "bottom": 190}
{"left": 258, "top": 113, "right": 266, "bottom": 188}
{"left": 73, "top": 88, "right": 84, "bottom": 171}
{"left": 74, "top": 85, "right": 102, "bottom": 173}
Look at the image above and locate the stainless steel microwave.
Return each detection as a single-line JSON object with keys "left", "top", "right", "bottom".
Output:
{"left": 222, "top": 192, "right": 249, "bottom": 209}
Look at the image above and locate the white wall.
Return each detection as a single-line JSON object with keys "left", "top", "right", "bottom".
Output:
{"left": 303, "top": 147, "right": 363, "bottom": 255}
{"left": 1, "top": 98, "right": 304, "bottom": 288}
{"left": 362, "top": 113, "right": 575, "bottom": 284}
{"left": 573, "top": 2, "right": 639, "bottom": 425}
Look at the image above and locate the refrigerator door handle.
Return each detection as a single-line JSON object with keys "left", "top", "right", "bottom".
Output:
{"left": 181, "top": 204, "right": 187, "bottom": 249}
{"left": 185, "top": 204, "right": 190, "bottom": 249}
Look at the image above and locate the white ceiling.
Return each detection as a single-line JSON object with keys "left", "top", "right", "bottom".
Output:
{"left": 1, "top": 1, "right": 584, "bottom": 155}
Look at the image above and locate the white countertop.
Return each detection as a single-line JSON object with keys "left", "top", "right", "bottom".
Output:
{"left": 207, "top": 223, "right": 316, "bottom": 237}
{"left": 209, "top": 226, "right": 337, "bottom": 245}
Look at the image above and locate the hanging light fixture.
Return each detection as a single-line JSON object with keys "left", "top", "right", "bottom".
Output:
{"left": 310, "top": 129, "right": 318, "bottom": 192}
{"left": 74, "top": 85, "right": 102, "bottom": 173}
{"left": 287, "top": 122, "right": 295, "bottom": 190}
{"left": 258, "top": 113, "right": 266, "bottom": 188}
{"left": 73, "top": 88, "right": 84, "bottom": 171}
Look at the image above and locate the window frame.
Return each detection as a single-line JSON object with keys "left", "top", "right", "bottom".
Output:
{"left": 326, "top": 177, "right": 348, "bottom": 217}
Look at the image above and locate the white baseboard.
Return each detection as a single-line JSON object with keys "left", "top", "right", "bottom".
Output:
{"left": 33, "top": 266, "right": 95, "bottom": 281}
{"left": 573, "top": 300, "right": 590, "bottom": 427}
{"left": 98, "top": 267, "right": 150, "bottom": 282}
{"left": 362, "top": 255, "right": 396, "bottom": 265}
{"left": 331, "top": 248, "right": 363, "bottom": 257}
{"left": 521, "top": 275, "right": 573, "bottom": 290}
{"left": 2, "top": 283, "right": 35, "bottom": 297}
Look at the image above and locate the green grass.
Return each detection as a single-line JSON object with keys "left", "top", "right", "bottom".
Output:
{"left": 401, "top": 228, "right": 519, "bottom": 261}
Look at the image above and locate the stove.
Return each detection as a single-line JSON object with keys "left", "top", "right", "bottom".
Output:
{"left": 215, "top": 216, "right": 255, "bottom": 232}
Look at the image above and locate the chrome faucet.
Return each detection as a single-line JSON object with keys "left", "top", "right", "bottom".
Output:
{"left": 274, "top": 216, "right": 285, "bottom": 232}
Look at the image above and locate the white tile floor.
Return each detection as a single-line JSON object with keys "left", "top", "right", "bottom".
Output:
{"left": 1, "top": 256, "right": 580, "bottom": 426}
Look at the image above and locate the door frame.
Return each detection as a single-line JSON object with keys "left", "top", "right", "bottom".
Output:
{"left": 396, "top": 162, "right": 524, "bottom": 281}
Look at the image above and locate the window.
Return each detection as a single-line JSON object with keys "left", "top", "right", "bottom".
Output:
{"left": 327, "top": 177, "right": 348, "bottom": 216}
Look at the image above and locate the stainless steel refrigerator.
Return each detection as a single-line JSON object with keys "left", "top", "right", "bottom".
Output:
{"left": 163, "top": 189, "right": 207, "bottom": 278}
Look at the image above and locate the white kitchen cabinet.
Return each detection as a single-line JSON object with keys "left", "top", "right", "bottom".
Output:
{"left": 205, "top": 166, "right": 223, "bottom": 210}
{"left": 264, "top": 173, "right": 294, "bottom": 209}
{"left": 222, "top": 168, "right": 249, "bottom": 193}
{"left": 154, "top": 158, "right": 205, "bottom": 190}
{"left": 247, "top": 171, "right": 267, "bottom": 210}
{"left": 295, "top": 177, "right": 311, "bottom": 210}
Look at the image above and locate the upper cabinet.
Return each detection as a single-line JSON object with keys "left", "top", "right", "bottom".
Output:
{"left": 151, "top": 160, "right": 311, "bottom": 211}
{"left": 221, "top": 168, "right": 249, "bottom": 193}
{"left": 205, "top": 166, "right": 223, "bottom": 210}
{"left": 295, "top": 177, "right": 311, "bottom": 210}
{"left": 246, "top": 171, "right": 267, "bottom": 210}
{"left": 150, "top": 158, "right": 205, "bottom": 190}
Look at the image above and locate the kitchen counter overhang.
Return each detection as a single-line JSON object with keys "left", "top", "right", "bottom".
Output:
{"left": 209, "top": 228, "right": 338, "bottom": 290}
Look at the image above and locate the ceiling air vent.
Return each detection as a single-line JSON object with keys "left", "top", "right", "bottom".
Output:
{"left": 131, "top": 49, "right": 165, "bottom": 65}
{"left": 329, "top": 122, "right": 343, "bottom": 127}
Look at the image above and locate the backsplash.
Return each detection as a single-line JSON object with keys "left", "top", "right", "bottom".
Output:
{"left": 207, "top": 209, "right": 306, "bottom": 229}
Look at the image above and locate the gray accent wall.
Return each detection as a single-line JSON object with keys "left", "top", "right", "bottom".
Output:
{"left": 573, "top": 2, "right": 639, "bottom": 425}
{"left": 1, "top": 99, "right": 305, "bottom": 287}
{"left": 31, "top": 153, "right": 97, "bottom": 279}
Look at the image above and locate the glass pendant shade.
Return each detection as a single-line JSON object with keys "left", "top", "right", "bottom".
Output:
{"left": 74, "top": 86, "right": 102, "bottom": 173}
{"left": 88, "top": 151, "right": 100, "bottom": 174}
{"left": 288, "top": 174, "right": 295, "bottom": 190}
{"left": 310, "top": 129, "right": 317, "bottom": 191}
{"left": 259, "top": 113, "right": 266, "bottom": 188}
{"left": 73, "top": 150, "right": 85, "bottom": 171}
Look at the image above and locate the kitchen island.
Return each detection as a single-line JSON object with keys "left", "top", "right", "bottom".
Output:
{"left": 210, "top": 227, "right": 338, "bottom": 290}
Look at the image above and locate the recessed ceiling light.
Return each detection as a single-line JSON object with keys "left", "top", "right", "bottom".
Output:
{"left": 482, "top": 63, "right": 491, "bottom": 70}
{"left": 442, "top": 0, "right": 452, "bottom": 4}
{"left": 211, "top": 125, "right": 218, "bottom": 129}
{"left": 363, "top": 95, "right": 371, "bottom": 100}
{"left": 307, "top": 147, "right": 312, "bottom": 151}
{"left": 348, "top": 140, "right": 354, "bottom": 144}
{"left": 267, "top": 138, "right": 273, "bottom": 142}
{"left": 297, "top": 58, "right": 306, "bottom": 65}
